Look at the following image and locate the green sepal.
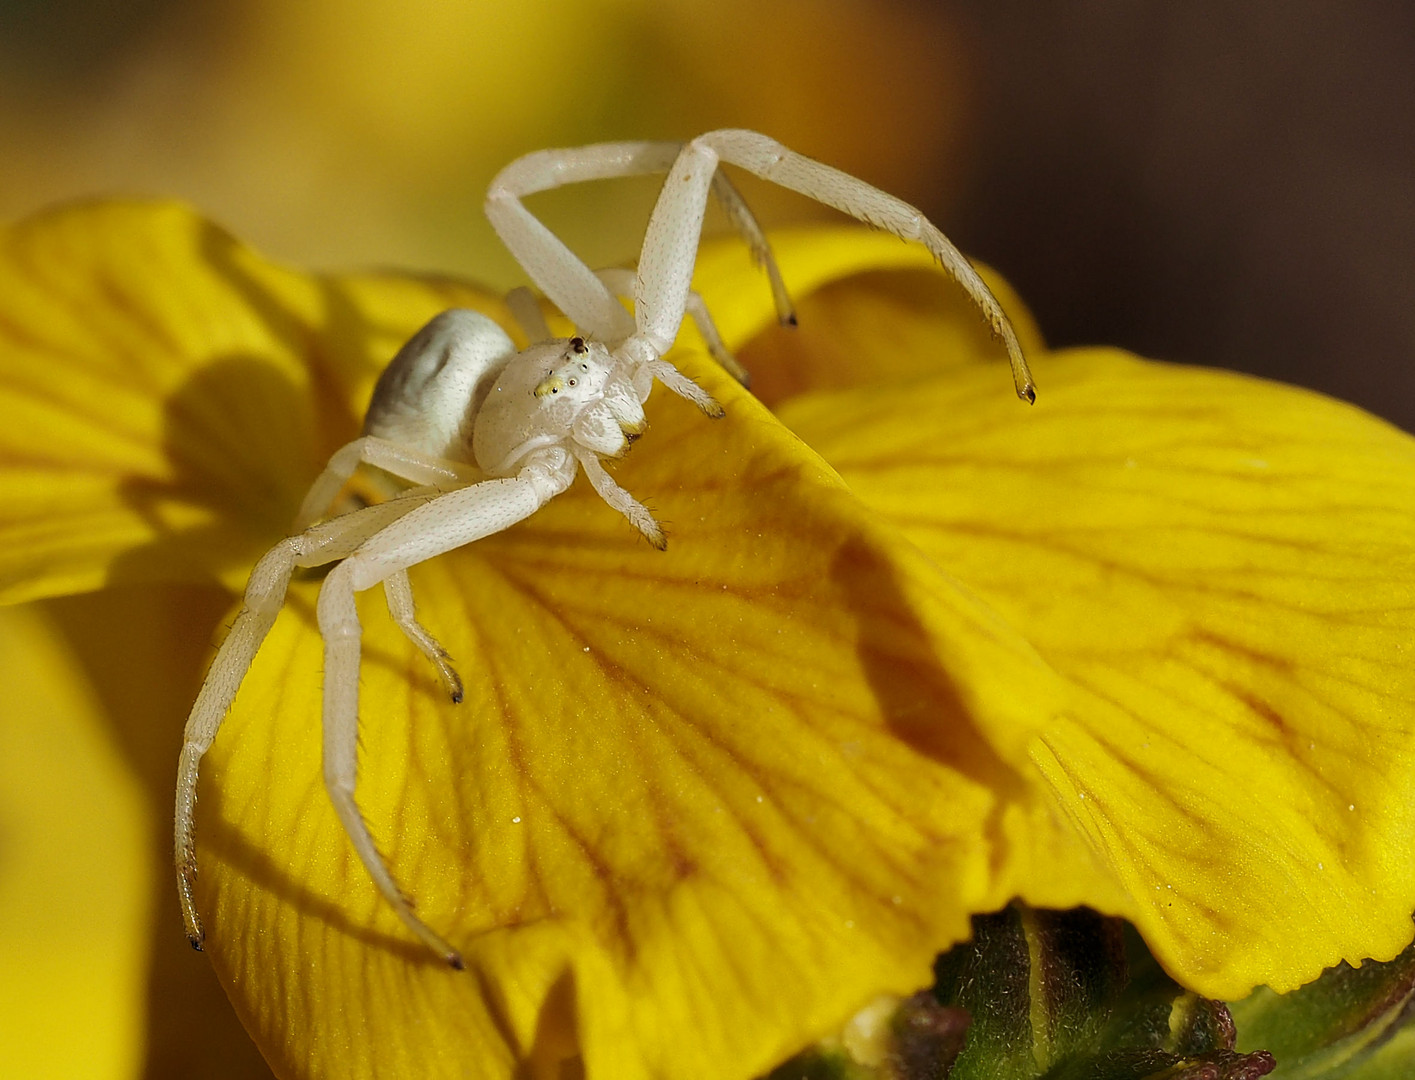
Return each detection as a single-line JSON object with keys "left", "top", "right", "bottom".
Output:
{"left": 763, "top": 907, "right": 1415, "bottom": 1078}
{"left": 936, "top": 907, "right": 1273, "bottom": 1080}
{"left": 1229, "top": 934, "right": 1415, "bottom": 1079}
{"left": 764, "top": 1046, "right": 875, "bottom": 1080}
{"left": 763, "top": 905, "right": 1278, "bottom": 1080}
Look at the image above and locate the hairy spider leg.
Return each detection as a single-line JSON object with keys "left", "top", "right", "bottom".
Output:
{"left": 176, "top": 491, "right": 443, "bottom": 950}
{"left": 294, "top": 435, "right": 480, "bottom": 530}
{"left": 384, "top": 568, "right": 464, "bottom": 702}
{"left": 637, "top": 130, "right": 1036, "bottom": 403}
{"left": 485, "top": 141, "right": 793, "bottom": 350}
{"left": 312, "top": 447, "right": 577, "bottom": 968}
{"left": 573, "top": 448, "right": 665, "bottom": 549}
{"left": 707, "top": 169, "right": 797, "bottom": 328}
{"left": 594, "top": 267, "right": 749, "bottom": 387}
{"left": 505, "top": 285, "right": 553, "bottom": 344}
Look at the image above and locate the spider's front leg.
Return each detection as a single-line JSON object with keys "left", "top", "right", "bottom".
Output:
{"left": 594, "top": 266, "right": 750, "bottom": 388}
{"left": 667, "top": 130, "right": 1036, "bottom": 402}
{"left": 485, "top": 140, "right": 794, "bottom": 352}
{"left": 311, "top": 448, "right": 576, "bottom": 967}
{"left": 598, "top": 145, "right": 743, "bottom": 417}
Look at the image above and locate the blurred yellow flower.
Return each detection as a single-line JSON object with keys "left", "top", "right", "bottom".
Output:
{"left": 0, "top": 0, "right": 971, "bottom": 284}
{"left": 0, "top": 604, "right": 151, "bottom": 1080}
{"left": 2, "top": 202, "right": 1414, "bottom": 1080}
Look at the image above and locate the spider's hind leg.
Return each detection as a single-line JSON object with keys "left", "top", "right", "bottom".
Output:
{"left": 383, "top": 569, "right": 463, "bottom": 703}
{"left": 319, "top": 558, "right": 465, "bottom": 968}
{"left": 175, "top": 494, "right": 439, "bottom": 951}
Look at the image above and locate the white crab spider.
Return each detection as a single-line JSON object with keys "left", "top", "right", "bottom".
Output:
{"left": 174, "top": 129, "right": 1035, "bottom": 969}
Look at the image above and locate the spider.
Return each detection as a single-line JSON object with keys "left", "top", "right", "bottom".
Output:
{"left": 174, "top": 129, "right": 1036, "bottom": 969}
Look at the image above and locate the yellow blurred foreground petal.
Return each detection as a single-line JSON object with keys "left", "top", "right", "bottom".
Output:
{"left": 0, "top": 202, "right": 508, "bottom": 603}
{"left": 0, "top": 604, "right": 152, "bottom": 1080}
{"left": 195, "top": 364, "right": 1125, "bottom": 1080}
{"left": 43, "top": 582, "right": 280, "bottom": 1080}
{"left": 780, "top": 348, "right": 1415, "bottom": 998}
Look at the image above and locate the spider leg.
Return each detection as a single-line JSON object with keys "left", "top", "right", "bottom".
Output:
{"left": 486, "top": 140, "right": 791, "bottom": 348}
{"left": 644, "top": 359, "right": 724, "bottom": 419}
{"left": 599, "top": 141, "right": 733, "bottom": 418}
{"left": 595, "top": 267, "right": 750, "bottom": 387}
{"left": 383, "top": 568, "right": 463, "bottom": 702}
{"left": 694, "top": 129, "right": 1036, "bottom": 403}
{"left": 312, "top": 449, "right": 577, "bottom": 967}
{"left": 708, "top": 169, "right": 796, "bottom": 328}
{"left": 575, "top": 449, "right": 666, "bottom": 549}
{"left": 294, "top": 436, "right": 479, "bottom": 531}
{"left": 486, "top": 144, "right": 674, "bottom": 343}
{"left": 505, "top": 285, "right": 552, "bottom": 344}
{"left": 175, "top": 493, "right": 438, "bottom": 950}
{"left": 623, "top": 141, "right": 719, "bottom": 363}
{"left": 318, "top": 557, "right": 465, "bottom": 967}
{"left": 682, "top": 285, "right": 751, "bottom": 387}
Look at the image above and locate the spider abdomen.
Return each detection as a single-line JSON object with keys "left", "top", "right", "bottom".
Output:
{"left": 363, "top": 309, "right": 516, "bottom": 461}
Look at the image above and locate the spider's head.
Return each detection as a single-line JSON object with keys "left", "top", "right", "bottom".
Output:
{"left": 474, "top": 336, "right": 621, "bottom": 475}
{"left": 533, "top": 336, "right": 612, "bottom": 404}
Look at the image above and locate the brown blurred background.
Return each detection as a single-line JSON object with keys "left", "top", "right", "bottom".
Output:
{"left": 2, "top": 3, "right": 1412, "bottom": 1077}
{"left": 4, "top": 0, "right": 1412, "bottom": 427}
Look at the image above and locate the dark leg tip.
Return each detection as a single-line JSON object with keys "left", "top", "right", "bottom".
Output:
{"left": 188, "top": 937, "right": 205, "bottom": 953}
{"left": 451, "top": 689, "right": 464, "bottom": 705}
{"left": 448, "top": 952, "right": 465, "bottom": 971}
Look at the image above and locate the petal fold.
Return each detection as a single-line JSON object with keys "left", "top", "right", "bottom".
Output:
{"left": 195, "top": 362, "right": 1115, "bottom": 1080}
{"left": 780, "top": 347, "right": 1415, "bottom": 997}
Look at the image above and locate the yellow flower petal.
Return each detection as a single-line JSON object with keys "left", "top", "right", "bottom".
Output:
{"left": 0, "top": 202, "right": 511, "bottom": 603}
{"left": 0, "top": 603, "right": 151, "bottom": 1080}
{"left": 9, "top": 198, "right": 1413, "bottom": 1076}
{"left": 43, "top": 582, "right": 280, "bottom": 1079}
{"left": 779, "top": 347, "right": 1415, "bottom": 998}
{"left": 193, "top": 360, "right": 1125, "bottom": 1079}
{"left": 693, "top": 225, "right": 1045, "bottom": 405}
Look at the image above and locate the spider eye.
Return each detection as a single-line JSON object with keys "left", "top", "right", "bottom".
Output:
{"left": 533, "top": 370, "right": 569, "bottom": 398}
{"left": 567, "top": 377, "right": 578, "bottom": 387}
{"left": 570, "top": 336, "right": 587, "bottom": 354}
{"left": 579, "top": 362, "right": 589, "bottom": 372}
